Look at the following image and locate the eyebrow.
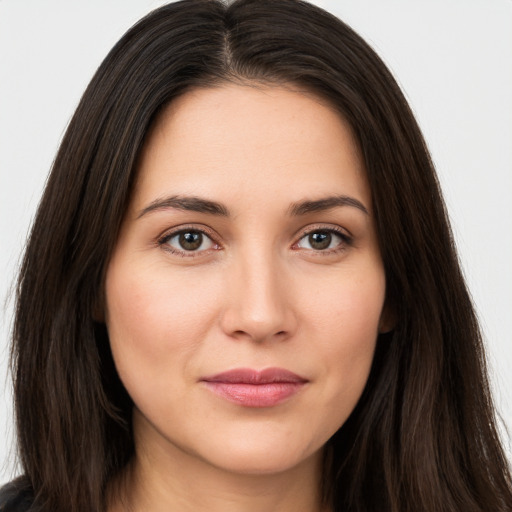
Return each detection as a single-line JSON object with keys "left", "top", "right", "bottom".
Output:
{"left": 288, "top": 195, "right": 369, "bottom": 216}
{"left": 137, "top": 193, "right": 368, "bottom": 219}
{"left": 137, "top": 195, "right": 229, "bottom": 218}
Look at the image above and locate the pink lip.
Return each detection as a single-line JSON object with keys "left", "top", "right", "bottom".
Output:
{"left": 201, "top": 368, "right": 308, "bottom": 408}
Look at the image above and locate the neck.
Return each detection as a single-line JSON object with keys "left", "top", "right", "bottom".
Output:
{"left": 107, "top": 430, "right": 329, "bottom": 512}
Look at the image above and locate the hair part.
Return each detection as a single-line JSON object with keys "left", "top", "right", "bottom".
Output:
{"left": 10, "top": 1, "right": 512, "bottom": 511}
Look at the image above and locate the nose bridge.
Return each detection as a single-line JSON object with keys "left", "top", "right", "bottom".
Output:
{"left": 220, "top": 241, "right": 294, "bottom": 342}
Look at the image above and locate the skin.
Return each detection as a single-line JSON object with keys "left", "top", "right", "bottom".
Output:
{"left": 105, "top": 83, "right": 390, "bottom": 512}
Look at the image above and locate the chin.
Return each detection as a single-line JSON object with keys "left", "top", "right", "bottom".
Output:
{"left": 193, "top": 432, "right": 323, "bottom": 476}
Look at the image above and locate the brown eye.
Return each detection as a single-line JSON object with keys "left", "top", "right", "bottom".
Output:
{"left": 163, "top": 230, "right": 215, "bottom": 253}
{"left": 296, "top": 229, "right": 349, "bottom": 252}
{"left": 308, "top": 232, "right": 331, "bottom": 250}
{"left": 179, "top": 231, "right": 203, "bottom": 250}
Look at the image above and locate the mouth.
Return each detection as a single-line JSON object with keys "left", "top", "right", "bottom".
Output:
{"left": 200, "top": 367, "right": 308, "bottom": 408}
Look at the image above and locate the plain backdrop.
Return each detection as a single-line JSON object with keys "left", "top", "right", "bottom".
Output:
{"left": 1, "top": 0, "right": 511, "bottom": 485}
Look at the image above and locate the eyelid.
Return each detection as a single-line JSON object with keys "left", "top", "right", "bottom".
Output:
{"left": 157, "top": 224, "right": 222, "bottom": 257}
{"left": 155, "top": 222, "right": 353, "bottom": 257}
{"left": 292, "top": 224, "right": 353, "bottom": 252}
{"left": 294, "top": 223, "right": 352, "bottom": 240}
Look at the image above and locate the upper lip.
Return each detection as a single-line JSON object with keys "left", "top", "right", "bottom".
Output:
{"left": 201, "top": 367, "right": 308, "bottom": 384}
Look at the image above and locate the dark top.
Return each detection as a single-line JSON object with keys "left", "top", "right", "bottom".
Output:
{"left": 0, "top": 479, "right": 34, "bottom": 512}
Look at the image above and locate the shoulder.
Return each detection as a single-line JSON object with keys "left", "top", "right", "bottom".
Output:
{"left": 0, "top": 477, "right": 35, "bottom": 512}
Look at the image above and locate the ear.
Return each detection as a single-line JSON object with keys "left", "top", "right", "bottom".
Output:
{"left": 378, "top": 300, "right": 396, "bottom": 334}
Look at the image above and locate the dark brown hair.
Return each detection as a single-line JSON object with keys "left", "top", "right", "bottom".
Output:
{"left": 9, "top": 0, "right": 512, "bottom": 511}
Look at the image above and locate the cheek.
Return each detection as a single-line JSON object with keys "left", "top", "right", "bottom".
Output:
{"left": 301, "top": 266, "right": 385, "bottom": 422}
{"left": 104, "top": 262, "right": 222, "bottom": 390}
{"left": 302, "top": 262, "right": 385, "bottom": 346}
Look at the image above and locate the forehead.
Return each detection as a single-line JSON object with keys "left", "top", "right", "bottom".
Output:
{"left": 132, "top": 83, "right": 370, "bottom": 215}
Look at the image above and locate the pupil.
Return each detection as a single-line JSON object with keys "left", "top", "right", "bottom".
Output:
{"left": 179, "top": 231, "right": 202, "bottom": 250}
{"left": 309, "top": 232, "right": 331, "bottom": 250}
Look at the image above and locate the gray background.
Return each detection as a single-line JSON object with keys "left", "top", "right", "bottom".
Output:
{"left": 1, "top": 0, "right": 511, "bottom": 484}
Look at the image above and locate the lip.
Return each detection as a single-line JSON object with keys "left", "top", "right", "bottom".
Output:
{"left": 201, "top": 367, "right": 308, "bottom": 408}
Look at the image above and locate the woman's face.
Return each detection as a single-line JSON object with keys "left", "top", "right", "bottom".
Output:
{"left": 105, "top": 84, "right": 389, "bottom": 476}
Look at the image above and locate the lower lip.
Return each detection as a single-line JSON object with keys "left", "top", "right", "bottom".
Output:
{"left": 202, "top": 382, "right": 305, "bottom": 407}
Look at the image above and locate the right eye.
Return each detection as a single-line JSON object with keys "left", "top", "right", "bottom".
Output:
{"left": 159, "top": 229, "right": 218, "bottom": 256}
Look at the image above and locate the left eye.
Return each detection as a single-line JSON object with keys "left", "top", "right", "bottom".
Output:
{"left": 163, "top": 230, "right": 215, "bottom": 252}
{"left": 296, "top": 230, "right": 346, "bottom": 251}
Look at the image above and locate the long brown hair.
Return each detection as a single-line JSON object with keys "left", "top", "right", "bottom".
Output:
{"left": 9, "top": 0, "right": 512, "bottom": 511}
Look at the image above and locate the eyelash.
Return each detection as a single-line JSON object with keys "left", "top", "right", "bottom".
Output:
{"left": 158, "top": 225, "right": 220, "bottom": 258}
{"left": 292, "top": 225, "right": 353, "bottom": 255}
{"left": 157, "top": 225, "right": 353, "bottom": 258}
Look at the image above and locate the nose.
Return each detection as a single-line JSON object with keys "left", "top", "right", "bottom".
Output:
{"left": 219, "top": 248, "right": 297, "bottom": 343}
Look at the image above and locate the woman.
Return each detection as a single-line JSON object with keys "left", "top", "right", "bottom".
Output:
{"left": 1, "top": 0, "right": 511, "bottom": 511}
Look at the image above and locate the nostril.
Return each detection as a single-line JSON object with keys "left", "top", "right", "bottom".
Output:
{"left": 229, "top": 329, "right": 289, "bottom": 342}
